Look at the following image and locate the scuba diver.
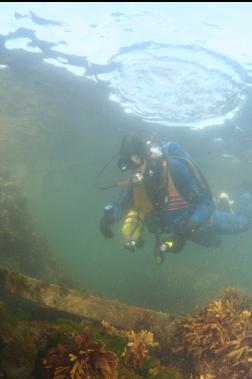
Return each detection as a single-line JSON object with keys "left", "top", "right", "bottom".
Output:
{"left": 99, "top": 134, "right": 252, "bottom": 264}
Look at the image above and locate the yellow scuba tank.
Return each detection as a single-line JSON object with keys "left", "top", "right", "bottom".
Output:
{"left": 122, "top": 209, "right": 144, "bottom": 244}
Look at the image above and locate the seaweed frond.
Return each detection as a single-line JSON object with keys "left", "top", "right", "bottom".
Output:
{"left": 43, "top": 328, "right": 119, "bottom": 379}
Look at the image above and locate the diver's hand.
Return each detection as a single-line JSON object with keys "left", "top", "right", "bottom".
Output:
{"left": 99, "top": 205, "right": 115, "bottom": 239}
{"left": 99, "top": 215, "right": 114, "bottom": 238}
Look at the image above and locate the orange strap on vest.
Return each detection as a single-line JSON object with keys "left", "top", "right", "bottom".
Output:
{"left": 133, "top": 185, "right": 154, "bottom": 215}
{"left": 164, "top": 160, "right": 190, "bottom": 211}
{"left": 118, "top": 158, "right": 191, "bottom": 215}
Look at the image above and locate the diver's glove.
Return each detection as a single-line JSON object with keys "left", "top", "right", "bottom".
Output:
{"left": 99, "top": 205, "right": 115, "bottom": 239}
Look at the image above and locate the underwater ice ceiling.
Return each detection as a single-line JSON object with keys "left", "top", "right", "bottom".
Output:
{"left": 97, "top": 43, "right": 249, "bottom": 129}
{"left": 1, "top": 3, "right": 252, "bottom": 129}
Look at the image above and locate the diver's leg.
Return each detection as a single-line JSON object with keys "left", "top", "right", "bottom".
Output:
{"left": 210, "top": 192, "right": 252, "bottom": 234}
{"left": 190, "top": 226, "right": 222, "bottom": 247}
{"left": 216, "top": 192, "right": 234, "bottom": 213}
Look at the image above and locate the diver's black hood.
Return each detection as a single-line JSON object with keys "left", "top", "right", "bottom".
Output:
{"left": 118, "top": 134, "right": 148, "bottom": 170}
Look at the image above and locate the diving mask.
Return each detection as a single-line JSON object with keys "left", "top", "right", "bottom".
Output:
{"left": 117, "top": 155, "right": 144, "bottom": 172}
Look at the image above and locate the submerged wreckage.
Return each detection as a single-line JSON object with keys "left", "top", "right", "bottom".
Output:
{"left": 1, "top": 172, "right": 252, "bottom": 378}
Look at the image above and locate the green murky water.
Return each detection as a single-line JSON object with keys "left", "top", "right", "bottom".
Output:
{"left": 1, "top": 48, "right": 252, "bottom": 315}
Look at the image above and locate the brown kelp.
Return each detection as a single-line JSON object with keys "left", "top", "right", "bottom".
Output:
{"left": 102, "top": 320, "right": 159, "bottom": 370}
{"left": 170, "top": 288, "right": 252, "bottom": 379}
{"left": 43, "top": 327, "right": 119, "bottom": 379}
{"left": 122, "top": 329, "right": 159, "bottom": 370}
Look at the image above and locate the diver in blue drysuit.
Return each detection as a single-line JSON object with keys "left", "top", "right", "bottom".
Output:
{"left": 99, "top": 134, "right": 252, "bottom": 262}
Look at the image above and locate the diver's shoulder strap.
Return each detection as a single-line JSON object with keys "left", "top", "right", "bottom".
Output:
{"left": 166, "top": 155, "right": 213, "bottom": 201}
